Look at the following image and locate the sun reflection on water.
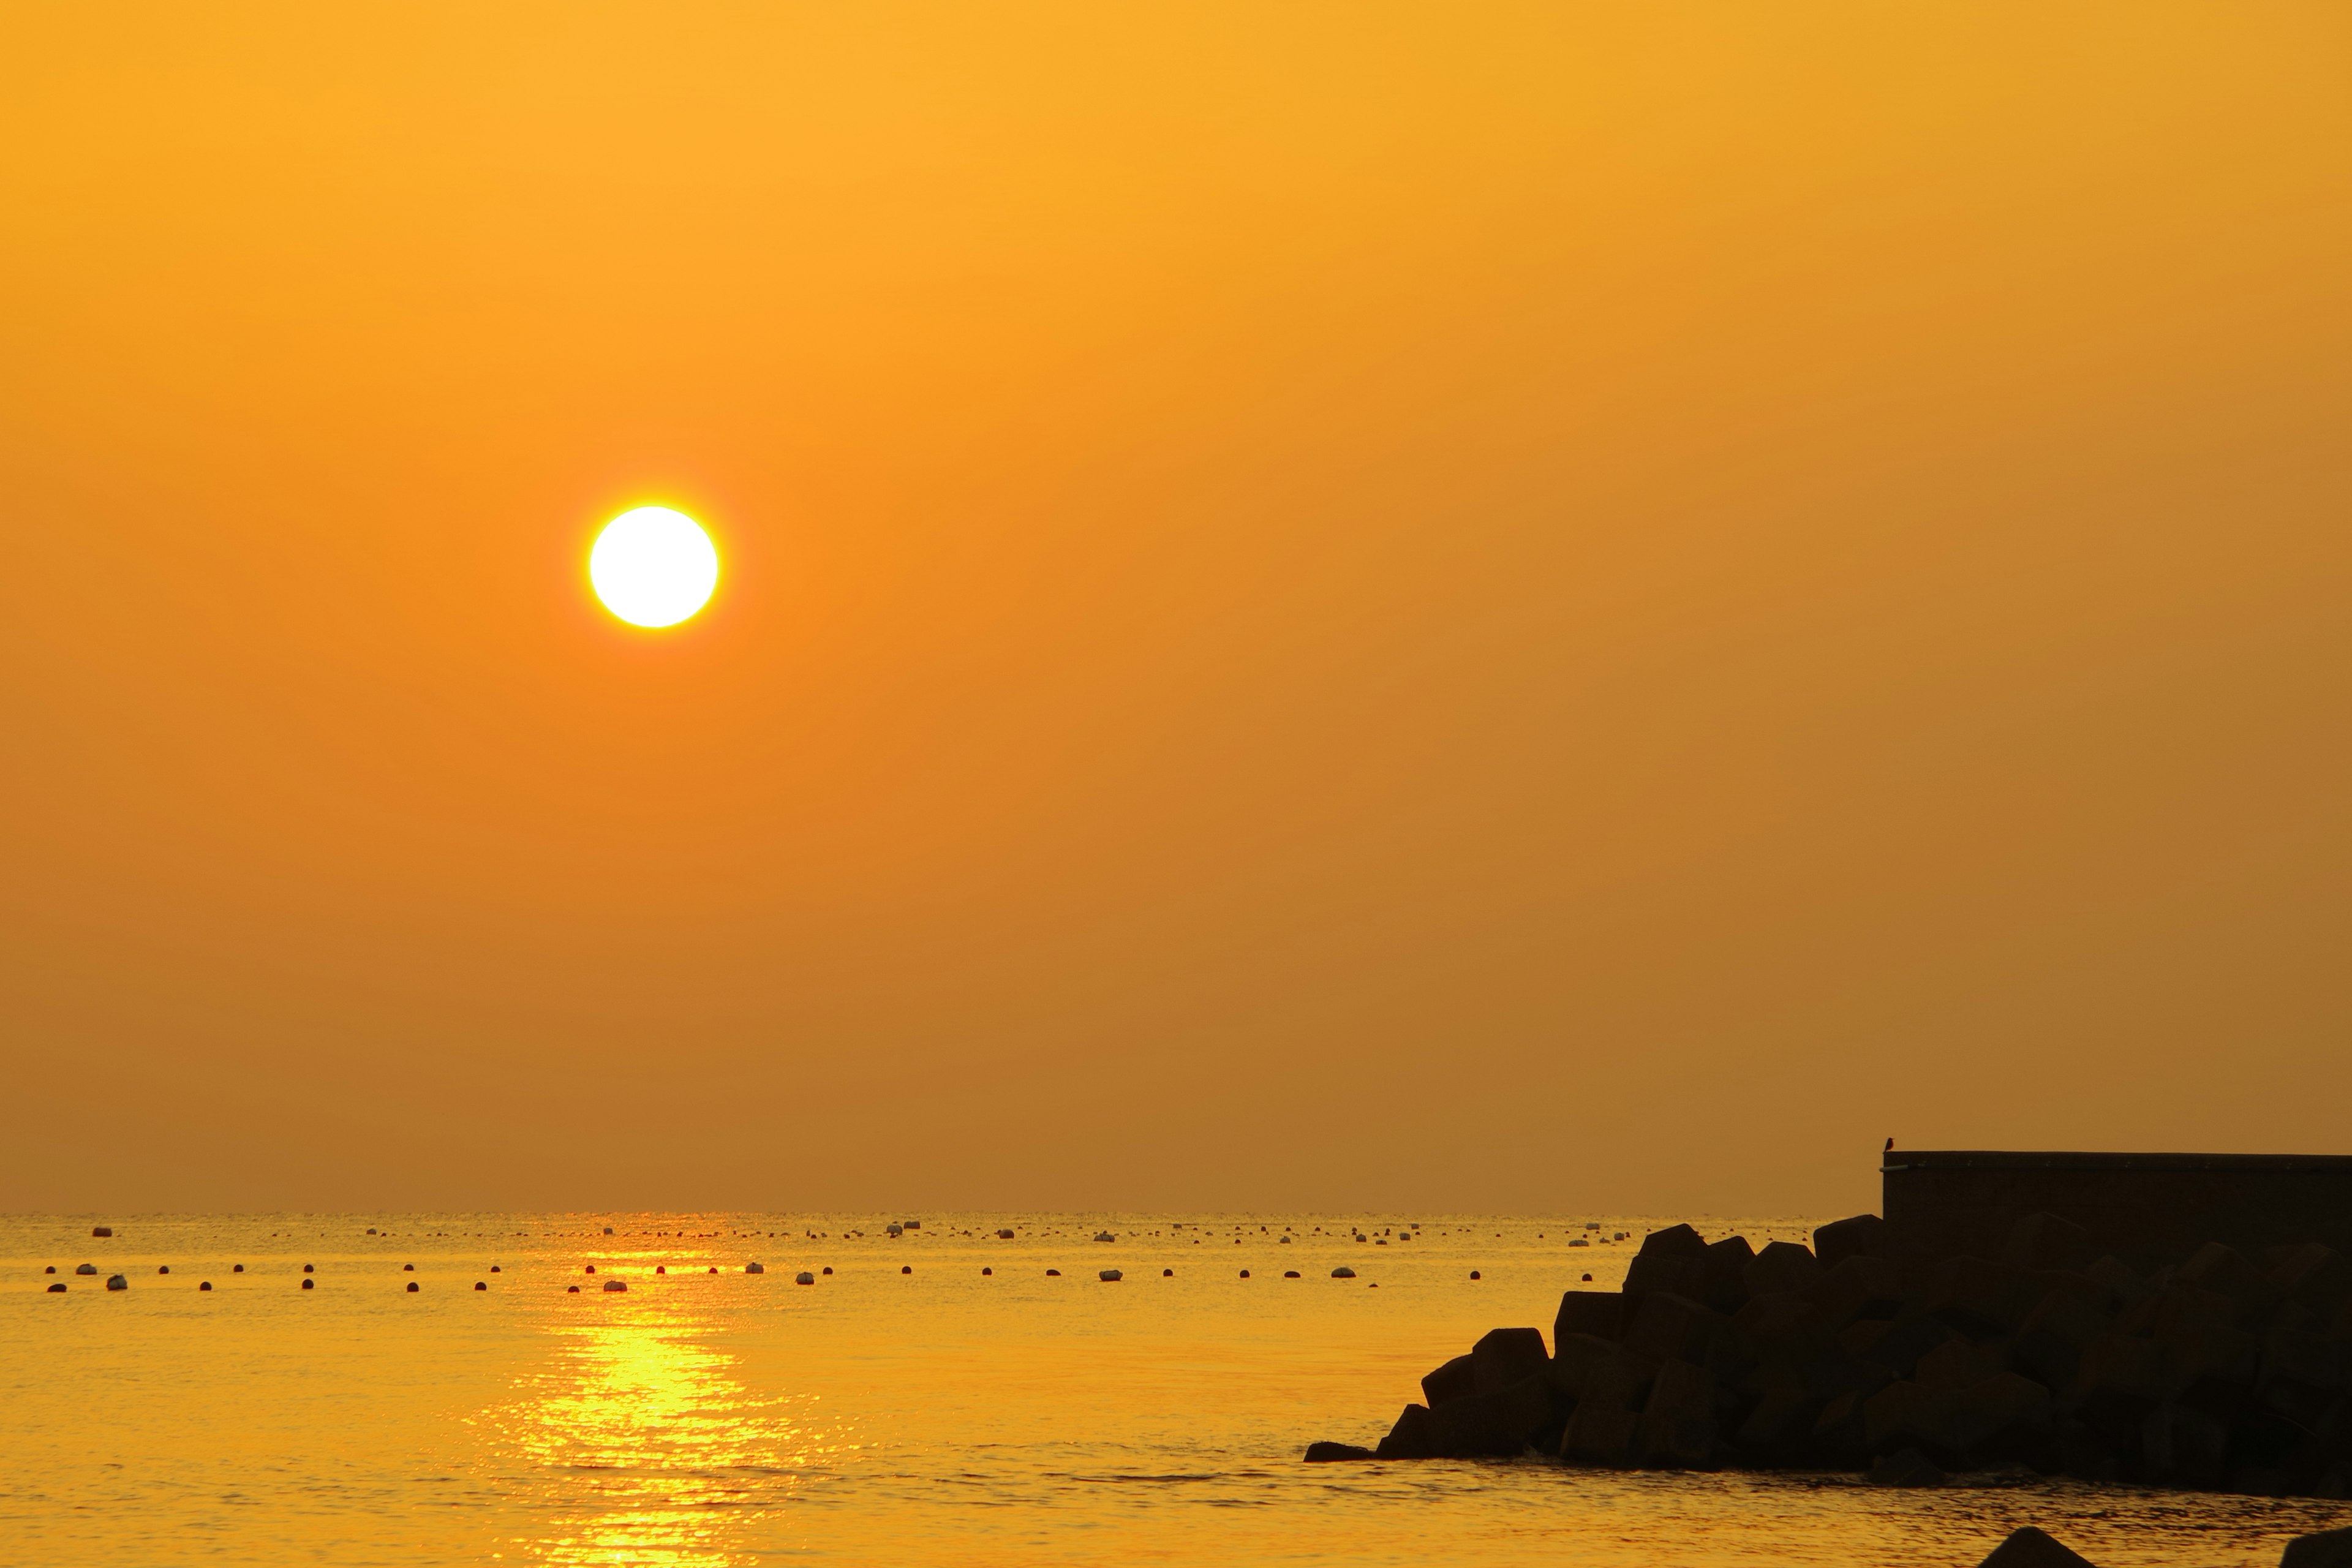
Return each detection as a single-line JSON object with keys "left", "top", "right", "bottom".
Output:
{"left": 471, "top": 1287, "right": 850, "bottom": 1567}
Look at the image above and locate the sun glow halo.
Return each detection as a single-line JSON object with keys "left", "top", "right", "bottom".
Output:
{"left": 589, "top": 507, "right": 720, "bottom": 628}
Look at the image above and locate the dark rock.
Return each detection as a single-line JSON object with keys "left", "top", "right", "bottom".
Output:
{"left": 1376, "top": 1403, "right": 1437, "bottom": 1458}
{"left": 1867, "top": 1446, "right": 1946, "bottom": 1487}
{"left": 1858, "top": 1316, "right": 1958, "bottom": 1381}
{"left": 1426, "top": 1373, "right": 1553, "bottom": 1457}
{"left": 2013, "top": 1283, "right": 2116, "bottom": 1392}
{"left": 2259, "top": 1329, "right": 2346, "bottom": 1407}
{"left": 1302, "top": 1441, "right": 1377, "bottom": 1462}
{"left": 1624, "top": 1254, "right": 1709, "bottom": 1300}
{"left": 2176, "top": 1242, "right": 2285, "bottom": 1324}
{"left": 1806, "top": 1254, "right": 1905, "bottom": 1329}
{"left": 2068, "top": 1333, "right": 2174, "bottom": 1411}
{"left": 1976, "top": 1525, "right": 2099, "bottom": 1567}
{"left": 2129, "top": 1281, "right": 2236, "bottom": 1340}
{"left": 1811, "top": 1389, "right": 1871, "bottom": 1467}
{"left": 1551, "top": 1333, "right": 1659, "bottom": 1408}
{"left": 2003, "top": 1212, "right": 2097, "bottom": 1274}
{"left": 1555, "top": 1290, "right": 1625, "bottom": 1344}
{"left": 2282, "top": 1526, "right": 2352, "bottom": 1568}
{"left": 1744, "top": 1240, "right": 1822, "bottom": 1298}
{"left": 2140, "top": 1403, "right": 2230, "bottom": 1488}
{"left": 1917, "top": 1336, "right": 2010, "bottom": 1392}
{"left": 2052, "top": 1417, "right": 2121, "bottom": 1481}
{"left": 1637, "top": 1223, "right": 1709, "bottom": 1260}
{"left": 1472, "top": 1327, "right": 1551, "bottom": 1393}
{"left": 1702, "top": 1236, "right": 1757, "bottom": 1312}
{"left": 1925, "top": 1256, "right": 2040, "bottom": 1337}
{"left": 1623, "top": 1291, "right": 1731, "bottom": 1367}
{"left": 1635, "top": 1359, "right": 1717, "bottom": 1467}
{"left": 1864, "top": 1381, "right": 1926, "bottom": 1452}
{"left": 1732, "top": 1364, "right": 1821, "bottom": 1462}
{"left": 1735, "top": 1290, "right": 1818, "bottom": 1343}
{"left": 1814, "top": 1214, "right": 1887, "bottom": 1270}
{"left": 2155, "top": 1315, "right": 2259, "bottom": 1402}
{"left": 1423, "top": 1354, "right": 1477, "bottom": 1408}
{"left": 1909, "top": 1372, "right": 2055, "bottom": 1464}
{"left": 1559, "top": 1401, "right": 1640, "bottom": 1466}
{"left": 2270, "top": 1245, "right": 2352, "bottom": 1316}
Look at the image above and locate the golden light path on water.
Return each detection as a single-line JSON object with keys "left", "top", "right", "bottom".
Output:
{"left": 4, "top": 1214, "right": 2350, "bottom": 1568}
{"left": 470, "top": 1294, "right": 834, "bottom": 1567}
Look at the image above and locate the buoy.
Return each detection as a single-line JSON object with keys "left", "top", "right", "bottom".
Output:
{"left": 657, "top": 1265, "right": 666, "bottom": 1275}
{"left": 92, "top": 1226, "right": 113, "bottom": 1238}
{"left": 406, "top": 1281, "right": 420, "bottom": 1292}
{"left": 822, "top": 1266, "right": 832, "bottom": 1275}
{"left": 106, "top": 1275, "right": 127, "bottom": 1291}
{"left": 1239, "top": 1269, "right": 1251, "bottom": 1278}
{"left": 1283, "top": 1270, "right": 1300, "bottom": 1278}
{"left": 301, "top": 1278, "right": 314, "bottom": 1290}
{"left": 47, "top": 1282, "right": 66, "bottom": 1292}
{"left": 367, "top": 1228, "right": 377, "bottom": 1235}
{"left": 901, "top": 1265, "right": 911, "bottom": 1275}
{"left": 1162, "top": 1268, "right": 1174, "bottom": 1277}
{"left": 157, "top": 1265, "right": 170, "bottom": 1274}
{"left": 75, "top": 1264, "right": 97, "bottom": 1275}
{"left": 474, "top": 1281, "right": 486, "bottom": 1291}
{"left": 585, "top": 1265, "right": 596, "bottom": 1274}
{"left": 43, "top": 1265, "right": 55, "bottom": 1275}
{"left": 746, "top": 1262, "right": 765, "bottom": 1275}
{"left": 603, "top": 1279, "right": 627, "bottom": 1292}
{"left": 981, "top": 1267, "right": 993, "bottom": 1275}
{"left": 1581, "top": 1273, "right": 1593, "bottom": 1282}
{"left": 199, "top": 1281, "right": 213, "bottom": 1291}
{"left": 603, "top": 1226, "right": 614, "bottom": 1235}
{"left": 233, "top": 1264, "right": 244, "bottom": 1273}
{"left": 303, "top": 1264, "right": 314, "bottom": 1274}
{"left": 1099, "top": 1269, "right": 1122, "bottom": 1282}
{"left": 997, "top": 1229, "right": 1014, "bottom": 1240}
{"left": 1046, "top": 1268, "right": 1061, "bottom": 1276}
{"left": 402, "top": 1264, "right": 415, "bottom": 1272}
{"left": 1469, "top": 1270, "right": 1481, "bottom": 1280}
{"left": 707, "top": 1266, "right": 717, "bottom": 1273}
{"left": 794, "top": 1272, "right": 815, "bottom": 1284}
{"left": 1332, "top": 1267, "right": 1355, "bottom": 1279}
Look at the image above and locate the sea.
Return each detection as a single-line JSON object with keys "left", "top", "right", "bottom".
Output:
{"left": 4, "top": 1212, "right": 2345, "bottom": 1567}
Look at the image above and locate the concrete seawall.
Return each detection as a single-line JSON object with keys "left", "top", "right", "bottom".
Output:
{"left": 1883, "top": 1152, "right": 2352, "bottom": 1269}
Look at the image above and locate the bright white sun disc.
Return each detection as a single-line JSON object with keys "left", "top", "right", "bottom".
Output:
{"left": 590, "top": 507, "right": 718, "bottom": 627}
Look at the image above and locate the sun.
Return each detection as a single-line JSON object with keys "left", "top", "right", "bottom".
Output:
{"left": 589, "top": 507, "right": 719, "bottom": 628}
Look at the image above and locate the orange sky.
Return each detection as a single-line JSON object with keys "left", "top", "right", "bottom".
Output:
{"left": 3, "top": 3, "right": 2348, "bottom": 1216}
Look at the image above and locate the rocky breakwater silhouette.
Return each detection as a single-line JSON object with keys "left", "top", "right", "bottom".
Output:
{"left": 1308, "top": 1212, "right": 2352, "bottom": 1502}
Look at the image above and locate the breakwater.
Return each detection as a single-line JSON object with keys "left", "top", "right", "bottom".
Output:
{"left": 1315, "top": 1208, "right": 2352, "bottom": 1501}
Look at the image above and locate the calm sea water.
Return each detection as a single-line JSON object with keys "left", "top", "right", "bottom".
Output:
{"left": 4, "top": 1212, "right": 2345, "bottom": 1567}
